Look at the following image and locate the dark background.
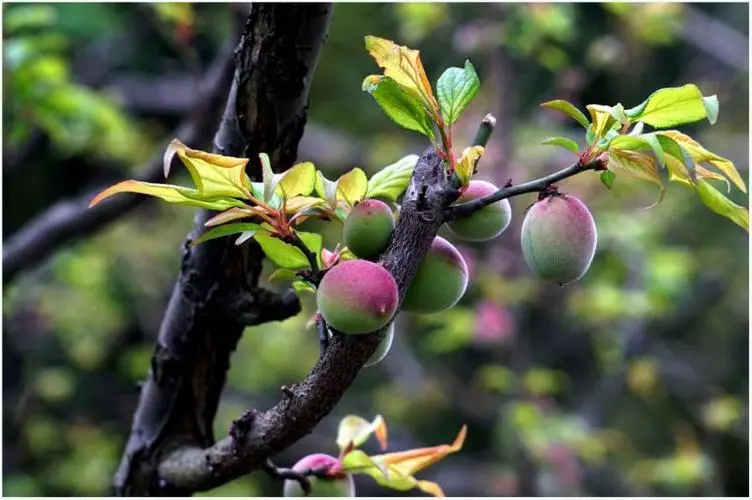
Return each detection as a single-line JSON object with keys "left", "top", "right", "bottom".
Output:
{"left": 2, "top": 3, "right": 749, "bottom": 496}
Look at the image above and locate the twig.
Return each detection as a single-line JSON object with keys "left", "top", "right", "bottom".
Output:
{"left": 2, "top": 45, "right": 236, "bottom": 285}
{"left": 472, "top": 113, "right": 497, "bottom": 148}
{"left": 444, "top": 158, "right": 601, "bottom": 221}
{"left": 262, "top": 459, "right": 334, "bottom": 496}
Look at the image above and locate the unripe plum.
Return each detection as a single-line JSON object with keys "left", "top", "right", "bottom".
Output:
{"left": 520, "top": 194, "right": 597, "bottom": 285}
{"left": 402, "top": 236, "right": 469, "bottom": 314}
{"left": 317, "top": 260, "right": 398, "bottom": 334}
{"left": 343, "top": 199, "right": 395, "bottom": 260}
{"left": 282, "top": 454, "right": 355, "bottom": 497}
{"left": 364, "top": 323, "right": 395, "bottom": 367}
{"left": 447, "top": 180, "right": 512, "bottom": 242}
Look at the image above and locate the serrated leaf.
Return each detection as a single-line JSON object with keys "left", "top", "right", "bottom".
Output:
{"left": 341, "top": 425, "right": 467, "bottom": 497}
{"left": 364, "top": 36, "right": 439, "bottom": 114}
{"left": 192, "top": 223, "right": 262, "bottom": 246}
{"left": 89, "top": 180, "right": 245, "bottom": 211}
{"left": 276, "top": 161, "right": 317, "bottom": 199}
{"left": 625, "top": 84, "right": 719, "bottom": 128}
{"left": 254, "top": 233, "right": 311, "bottom": 270}
{"left": 658, "top": 130, "right": 746, "bottom": 193}
{"left": 366, "top": 154, "right": 419, "bottom": 202}
{"left": 600, "top": 170, "right": 616, "bottom": 189}
{"left": 363, "top": 75, "right": 436, "bottom": 140}
{"left": 455, "top": 146, "right": 484, "bottom": 186}
{"left": 164, "top": 139, "right": 253, "bottom": 200}
{"left": 336, "top": 415, "right": 388, "bottom": 451}
{"left": 541, "top": 137, "right": 580, "bottom": 154}
{"left": 337, "top": 168, "right": 368, "bottom": 205}
{"left": 436, "top": 60, "right": 480, "bottom": 125}
{"left": 268, "top": 268, "right": 299, "bottom": 283}
{"left": 693, "top": 179, "right": 749, "bottom": 232}
{"left": 540, "top": 99, "right": 590, "bottom": 129}
{"left": 259, "top": 153, "right": 277, "bottom": 202}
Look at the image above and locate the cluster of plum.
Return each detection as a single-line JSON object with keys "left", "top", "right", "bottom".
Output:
{"left": 316, "top": 179, "right": 597, "bottom": 349}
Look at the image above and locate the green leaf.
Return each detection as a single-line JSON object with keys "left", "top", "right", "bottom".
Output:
{"left": 366, "top": 154, "right": 419, "bottom": 202}
{"left": 363, "top": 75, "right": 436, "bottom": 140}
{"left": 541, "top": 136, "right": 579, "bottom": 154}
{"left": 607, "top": 149, "right": 666, "bottom": 206}
{"left": 337, "top": 168, "right": 368, "bottom": 205}
{"left": 600, "top": 170, "right": 616, "bottom": 190}
{"left": 296, "top": 231, "right": 323, "bottom": 267}
{"left": 259, "top": 153, "right": 276, "bottom": 202}
{"left": 540, "top": 99, "right": 590, "bottom": 129}
{"left": 436, "top": 60, "right": 480, "bottom": 125}
{"left": 268, "top": 268, "right": 299, "bottom": 283}
{"left": 192, "top": 223, "right": 262, "bottom": 246}
{"left": 254, "top": 233, "right": 311, "bottom": 270}
{"left": 655, "top": 135, "right": 696, "bottom": 184}
{"left": 292, "top": 279, "right": 318, "bottom": 294}
{"left": 693, "top": 179, "right": 749, "bottom": 232}
{"left": 276, "top": 162, "right": 316, "bottom": 199}
{"left": 89, "top": 180, "right": 245, "bottom": 211}
{"left": 625, "top": 84, "right": 719, "bottom": 128}
{"left": 336, "top": 415, "right": 388, "bottom": 451}
{"left": 585, "top": 124, "right": 595, "bottom": 145}
{"left": 596, "top": 126, "right": 621, "bottom": 149}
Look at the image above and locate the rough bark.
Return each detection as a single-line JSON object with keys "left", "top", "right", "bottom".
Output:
{"left": 114, "top": 5, "right": 332, "bottom": 495}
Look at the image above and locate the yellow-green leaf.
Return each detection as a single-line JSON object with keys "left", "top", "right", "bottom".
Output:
{"left": 607, "top": 149, "right": 666, "bottom": 206}
{"left": 314, "top": 171, "right": 340, "bottom": 207}
{"left": 539, "top": 99, "right": 590, "bottom": 129}
{"left": 254, "top": 233, "right": 311, "bottom": 270}
{"left": 89, "top": 180, "right": 244, "bottom": 211}
{"left": 336, "top": 415, "right": 388, "bottom": 452}
{"left": 296, "top": 231, "right": 324, "bottom": 267}
{"left": 455, "top": 146, "right": 484, "bottom": 186}
{"left": 586, "top": 104, "right": 618, "bottom": 139}
{"left": 276, "top": 161, "right": 317, "bottom": 199}
{"left": 366, "top": 154, "right": 418, "bottom": 202}
{"left": 541, "top": 136, "right": 580, "bottom": 154}
{"left": 204, "top": 207, "right": 260, "bottom": 227}
{"left": 337, "top": 168, "right": 368, "bottom": 205}
{"left": 192, "top": 223, "right": 262, "bottom": 246}
{"left": 364, "top": 35, "right": 439, "bottom": 115}
{"left": 693, "top": 179, "right": 749, "bottom": 232}
{"left": 657, "top": 130, "right": 746, "bottom": 193}
{"left": 626, "top": 84, "right": 718, "bottom": 128}
{"left": 268, "top": 268, "right": 299, "bottom": 283}
{"left": 284, "top": 196, "right": 326, "bottom": 215}
{"left": 165, "top": 139, "right": 253, "bottom": 200}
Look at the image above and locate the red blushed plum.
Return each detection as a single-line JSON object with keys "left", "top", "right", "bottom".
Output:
{"left": 521, "top": 194, "right": 597, "bottom": 285}
{"left": 317, "top": 260, "right": 399, "bottom": 334}
{"left": 402, "top": 236, "right": 469, "bottom": 314}
{"left": 447, "top": 180, "right": 512, "bottom": 242}
{"left": 283, "top": 454, "right": 355, "bottom": 497}
{"left": 343, "top": 199, "right": 396, "bottom": 260}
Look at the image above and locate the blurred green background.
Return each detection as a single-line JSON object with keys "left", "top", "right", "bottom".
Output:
{"left": 2, "top": 3, "right": 749, "bottom": 497}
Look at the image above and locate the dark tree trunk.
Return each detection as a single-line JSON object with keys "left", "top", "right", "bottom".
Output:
{"left": 114, "top": 5, "right": 333, "bottom": 495}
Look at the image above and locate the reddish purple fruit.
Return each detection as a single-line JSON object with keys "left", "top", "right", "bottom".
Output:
{"left": 317, "top": 260, "right": 399, "bottom": 334}
{"left": 447, "top": 180, "right": 512, "bottom": 242}
{"left": 343, "top": 199, "right": 395, "bottom": 260}
{"left": 520, "top": 194, "right": 597, "bottom": 285}
{"left": 402, "top": 236, "right": 469, "bottom": 314}
{"left": 282, "top": 454, "right": 354, "bottom": 497}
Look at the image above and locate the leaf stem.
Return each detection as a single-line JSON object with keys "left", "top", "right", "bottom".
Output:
{"left": 444, "top": 158, "right": 602, "bottom": 221}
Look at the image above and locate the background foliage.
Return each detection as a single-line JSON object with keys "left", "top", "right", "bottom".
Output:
{"left": 2, "top": 3, "right": 749, "bottom": 496}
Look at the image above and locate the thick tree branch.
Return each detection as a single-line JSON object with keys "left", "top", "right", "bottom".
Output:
{"left": 444, "top": 158, "right": 603, "bottom": 222}
{"left": 114, "top": 5, "right": 332, "bottom": 495}
{"left": 2, "top": 47, "right": 236, "bottom": 285}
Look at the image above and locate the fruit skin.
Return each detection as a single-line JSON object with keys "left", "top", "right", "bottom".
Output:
{"left": 364, "top": 323, "right": 395, "bottom": 367}
{"left": 343, "top": 199, "right": 396, "bottom": 260}
{"left": 402, "top": 236, "right": 469, "bottom": 314}
{"left": 520, "top": 194, "right": 597, "bottom": 285}
{"left": 447, "top": 180, "right": 512, "bottom": 242}
{"left": 283, "top": 454, "right": 355, "bottom": 497}
{"left": 317, "top": 260, "right": 399, "bottom": 334}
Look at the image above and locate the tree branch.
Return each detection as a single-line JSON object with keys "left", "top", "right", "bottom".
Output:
{"left": 2, "top": 46, "right": 236, "bottom": 285}
{"left": 444, "top": 158, "right": 603, "bottom": 222}
{"left": 113, "top": 5, "right": 333, "bottom": 495}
